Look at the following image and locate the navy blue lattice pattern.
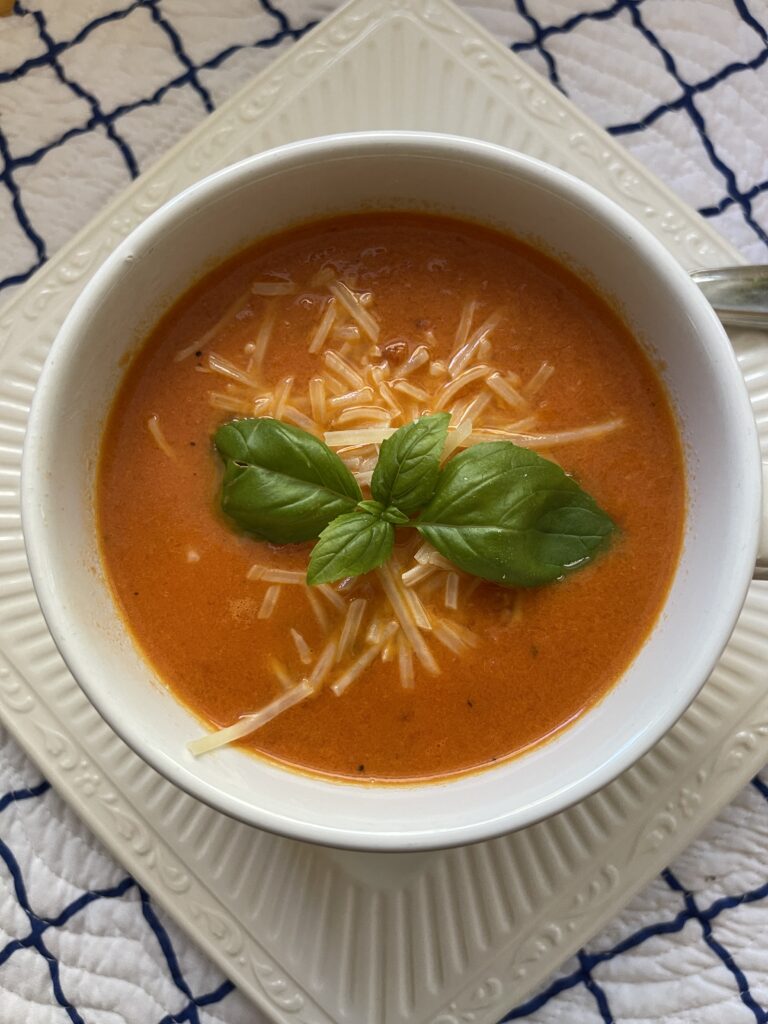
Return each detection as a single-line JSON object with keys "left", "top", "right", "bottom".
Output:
{"left": 1, "top": 1, "right": 767, "bottom": 1021}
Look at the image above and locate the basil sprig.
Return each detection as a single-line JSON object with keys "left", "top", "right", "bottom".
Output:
{"left": 215, "top": 414, "right": 615, "bottom": 586}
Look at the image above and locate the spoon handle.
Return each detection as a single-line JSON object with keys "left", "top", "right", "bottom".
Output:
{"left": 691, "top": 265, "right": 768, "bottom": 329}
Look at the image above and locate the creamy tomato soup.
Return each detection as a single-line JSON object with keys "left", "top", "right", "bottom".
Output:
{"left": 97, "top": 213, "right": 685, "bottom": 782}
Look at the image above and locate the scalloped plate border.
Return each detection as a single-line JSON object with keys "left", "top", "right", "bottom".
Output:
{"left": 1, "top": 1, "right": 768, "bottom": 1022}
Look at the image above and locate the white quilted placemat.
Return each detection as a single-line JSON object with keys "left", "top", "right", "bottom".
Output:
{"left": 1, "top": 1, "right": 767, "bottom": 1021}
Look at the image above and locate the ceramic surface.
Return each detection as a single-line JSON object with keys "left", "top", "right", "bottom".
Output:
{"left": 1, "top": 0, "right": 768, "bottom": 1020}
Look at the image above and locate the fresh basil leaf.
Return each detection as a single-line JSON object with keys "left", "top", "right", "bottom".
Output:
{"left": 382, "top": 507, "right": 410, "bottom": 525}
{"left": 370, "top": 412, "right": 450, "bottom": 514}
{"left": 357, "top": 499, "right": 386, "bottom": 517}
{"left": 307, "top": 512, "right": 394, "bottom": 585}
{"left": 417, "top": 442, "right": 614, "bottom": 587}
{"left": 215, "top": 418, "right": 361, "bottom": 544}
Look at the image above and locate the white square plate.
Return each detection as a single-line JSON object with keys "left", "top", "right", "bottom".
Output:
{"left": 1, "top": 1, "right": 768, "bottom": 1021}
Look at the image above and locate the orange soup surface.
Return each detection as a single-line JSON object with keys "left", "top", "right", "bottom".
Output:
{"left": 97, "top": 213, "right": 685, "bottom": 782}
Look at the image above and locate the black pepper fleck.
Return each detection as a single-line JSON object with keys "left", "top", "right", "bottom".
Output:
{"left": 357, "top": 764, "right": 365, "bottom": 772}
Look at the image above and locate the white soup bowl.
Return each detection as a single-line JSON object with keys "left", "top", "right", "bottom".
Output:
{"left": 21, "top": 132, "right": 765, "bottom": 851}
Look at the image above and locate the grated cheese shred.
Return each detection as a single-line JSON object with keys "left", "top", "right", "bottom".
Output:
{"left": 258, "top": 585, "right": 281, "bottom": 620}
{"left": 377, "top": 563, "right": 439, "bottom": 675}
{"left": 328, "top": 280, "right": 380, "bottom": 342}
{"left": 336, "top": 598, "right": 367, "bottom": 663}
{"left": 308, "top": 640, "right": 338, "bottom": 691}
{"left": 188, "top": 681, "right": 313, "bottom": 756}
{"left": 175, "top": 289, "right": 252, "bottom": 363}
{"left": 331, "top": 623, "right": 398, "bottom": 696}
{"left": 252, "top": 281, "right": 296, "bottom": 296}
{"left": 147, "top": 415, "right": 176, "bottom": 458}
{"left": 445, "top": 573, "right": 460, "bottom": 611}
{"left": 291, "top": 629, "right": 313, "bottom": 666}
{"left": 397, "top": 632, "right": 415, "bottom": 689}
{"left": 309, "top": 298, "right": 337, "bottom": 354}
{"left": 248, "top": 303, "right": 277, "bottom": 374}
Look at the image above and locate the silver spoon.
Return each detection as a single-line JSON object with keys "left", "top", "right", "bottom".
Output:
{"left": 691, "top": 265, "right": 768, "bottom": 580}
{"left": 691, "top": 265, "right": 768, "bottom": 329}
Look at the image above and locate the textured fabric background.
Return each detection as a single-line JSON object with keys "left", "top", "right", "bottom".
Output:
{"left": 0, "top": 1, "right": 767, "bottom": 1021}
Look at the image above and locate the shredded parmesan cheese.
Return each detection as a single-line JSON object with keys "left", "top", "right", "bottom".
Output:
{"left": 174, "top": 289, "right": 252, "bottom": 362}
{"left": 336, "top": 599, "right": 367, "bottom": 663}
{"left": 291, "top": 629, "right": 312, "bottom": 665}
{"left": 453, "top": 299, "right": 476, "bottom": 351}
{"left": 481, "top": 419, "right": 625, "bottom": 448}
{"left": 433, "top": 622, "right": 465, "bottom": 655}
{"left": 308, "top": 640, "right": 338, "bottom": 691}
{"left": 328, "top": 386, "right": 374, "bottom": 409}
{"left": 397, "top": 632, "right": 415, "bottom": 689}
{"left": 207, "top": 391, "right": 253, "bottom": 415}
{"left": 317, "top": 584, "right": 345, "bottom": 612}
{"left": 328, "top": 280, "right": 380, "bottom": 342}
{"left": 331, "top": 623, "right": 398, "bottom": 696}
{"left": 366, "top": 618, "right": 383, "bottom": 644}
{"left": 269, "top": 657, "right": 294, "bottom": 691}
{"left": 526, "top": 361, "right": 554, "bottom": 396}
{"left": 405, "top": 585, "right": 432, "bottom": 631}
{"left": 207, "top": 352, "right": 260, "bottom": 388}
{"left": 146, "top": 415, "right": 175, "bottom": 458}
{"left": 442, "top": 420, "right": 473, "bottom": 461}
{"left": 282, "top": 405, "right": 318, "bottom": 433}
{"left": 377, "top": 380, "right": 402, "bottom": 418}
{"left": 433, "top": 364, "right": 492, "bottom": 410}
{"left": 272, "top": 377, "right": 294, "bottom": 420}
{"left": 305, "top": 587, "right": 330, "bottom": 632}
{"left": 324, "top": 350, "right": 365, "bottom": 389}
{"left": 335, "top": 406, "right": 391, "bottom": 425}
{"left": 486, "top": 371, "right": 529, "bottom": 411}
{"left": 324, "top": 426, "right": 396, "bottom": 448}
{"left": 401, "top": 563, "right": 437, "bottom": 587}
{"left": 188, "top": 681, "right": 313, "bottom": 756}
{"left": 248, "top": 303, "right": 277, "bottom": 374}
{"left": 454, "top": 391, "right": 491, "bottom": 426}
{"left": 392, "top": 380, "right": 429, "bottom": 402}
{"left": 414, "top": 543, "right": 454, "bottom": 570}
{"left": 449, "top": 310, "right": 503, "bottom": 377}
{"left": 333, "top": 323, "right": 361, "bottom": 343}
{"left": 309, "top": 377, "right": 327, "bottom": 424}
{"left": 258, "top": 585, "right": 281, "bottom": 619}
{"left": 252, "top": 281, "right": 296, "bottom": 296}
{"left": 309, "top": 298, "right": 337, "bottom": 354}
{"left": 399, "top": 345, "right": 430, "bottom": 378}
{"left": 248, "top": 566, "right": 305, "bottom": 584}
{"left": 377, "top": 563, "right": 439, "bottom": 675}
{"left": 445, "top": 573, "right": 460, "bottom": 610}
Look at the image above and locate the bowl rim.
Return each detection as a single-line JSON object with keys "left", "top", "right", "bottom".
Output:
{"left": 20, "top": 130, "right": 762, "bottom": 851}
